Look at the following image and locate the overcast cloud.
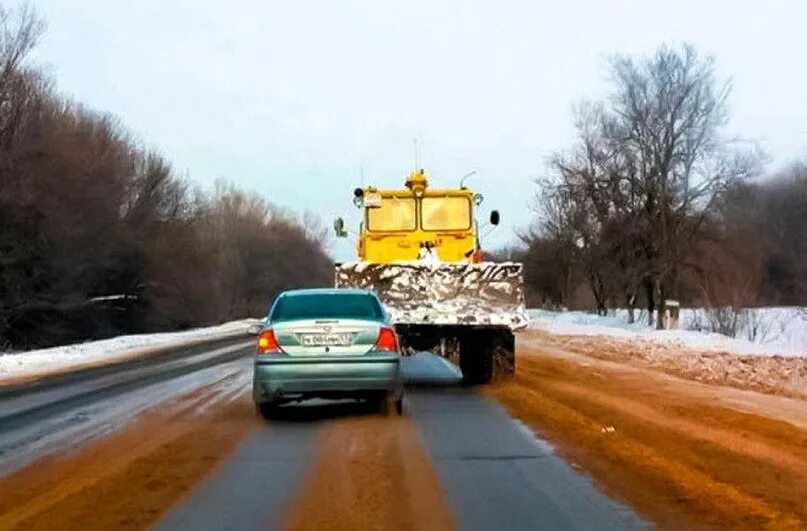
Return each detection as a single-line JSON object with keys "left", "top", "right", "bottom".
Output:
{"left": 27, "top": 0, "right": 807, "bottom": 260}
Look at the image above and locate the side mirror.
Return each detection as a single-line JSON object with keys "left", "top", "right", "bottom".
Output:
{"left": 353, "top": 188, "right": 364, "bottom": 208}
{"left": 333, "top": 217, "right": 348, "bottom": 238}
{"left": 490, "top": 210, "right": 500, "bottom": 226}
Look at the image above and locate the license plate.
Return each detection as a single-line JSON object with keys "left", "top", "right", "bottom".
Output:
{"left": 301, "top": 333, "right": 353, "bottom": 347}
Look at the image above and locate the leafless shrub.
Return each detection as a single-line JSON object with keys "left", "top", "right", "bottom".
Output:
{"left": 744, "top": 310, "right": 778, "bottom": 343}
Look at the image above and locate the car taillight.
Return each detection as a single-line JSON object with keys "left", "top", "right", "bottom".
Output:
{"left": 257, "top": 329, "right": 281, "bottom": 354}
{"left": 375, "top": 327, "right": 398, "bottom": 352}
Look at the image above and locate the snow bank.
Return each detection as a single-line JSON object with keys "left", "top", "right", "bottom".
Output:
{"left": 528, "top": 308, "right": 807, "bottom": 357}
{"left": 0, "top": 319, "right": 260, "bottom": 384}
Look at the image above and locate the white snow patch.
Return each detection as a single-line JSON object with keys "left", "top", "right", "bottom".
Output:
{"left": 0, "top": 318, "right": 261, "bottom": 383}
{"left": 528, "top": 308, "right": 807, "bottom": 357}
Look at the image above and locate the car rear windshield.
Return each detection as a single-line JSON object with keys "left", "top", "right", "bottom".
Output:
{"left": 269, "top": 293, "right": 385, "bottom": 323}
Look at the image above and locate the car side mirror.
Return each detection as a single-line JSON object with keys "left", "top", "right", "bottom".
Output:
{"left": 490, "top": 210, "right": 500, "bottom": 226}
{"left": 333, "top": 217, "right": 348, "bottom": 238}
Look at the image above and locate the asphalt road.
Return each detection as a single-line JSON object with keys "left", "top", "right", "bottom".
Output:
{"left": 0, "top": 336, "right": 254, "bottom": 474}
{"left": 159, "top": 353, "right": 648, "bottom": 530}
{"left": 1, "top": 344, "right": 647, "bottom": 529}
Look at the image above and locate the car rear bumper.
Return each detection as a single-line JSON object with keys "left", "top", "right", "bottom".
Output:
{"left": 252, "top": 355, "right": 402, "bottom": 404}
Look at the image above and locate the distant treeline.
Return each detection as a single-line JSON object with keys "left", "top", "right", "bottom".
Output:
{"left": 0, "top": 6, "right": 332, "bottom": 348}
{"left": 508, "top": 44, "right": 807, "bottom": 325}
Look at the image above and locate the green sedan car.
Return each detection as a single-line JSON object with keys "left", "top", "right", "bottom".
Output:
{"left": 252, "top": 288, "right": 404, "bottom": 417}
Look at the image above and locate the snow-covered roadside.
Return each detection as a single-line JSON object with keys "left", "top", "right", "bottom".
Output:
{"left": 529, "top": 308, "right": 807, "bottom": 357}
{"left": 0, "top": 318, "right": 261, "bottom": 384}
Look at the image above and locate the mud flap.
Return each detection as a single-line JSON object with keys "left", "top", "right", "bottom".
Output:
{"left": 490, "top": 329, "right": 516, "bottom": 381}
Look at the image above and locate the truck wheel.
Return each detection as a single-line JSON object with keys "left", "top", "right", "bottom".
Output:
{"left": 459, "top": 329, "right": 515, "bottom": 385}
{"left": 459, "top": 332, "right": 493, "bottom": 385}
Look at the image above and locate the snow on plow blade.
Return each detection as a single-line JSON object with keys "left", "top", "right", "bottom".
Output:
{"left": 334, "top": 262, "right": 529, "bottom": 330}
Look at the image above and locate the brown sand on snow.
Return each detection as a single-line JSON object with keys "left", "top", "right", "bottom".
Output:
{"left": 284, "top": 416, "right": 454, "bottom": 531}
{"left": 523, "top": 330, "right": 807, "bottom": 400}
{"left": 0, "top": 384, "right": 256, "bottom": 531}
{"left": 488, "top": 342, "right": 807, "bottom": 530}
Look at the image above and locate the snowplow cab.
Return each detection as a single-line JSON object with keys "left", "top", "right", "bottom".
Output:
{"left": 334, "top": 169, "right": 527, "bottom": 384}
{"left": 352, "top": 169, "right": 487, "bottom": 264}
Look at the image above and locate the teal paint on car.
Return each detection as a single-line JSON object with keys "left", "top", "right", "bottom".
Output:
{"left": 252, "top": 289, "right": 404, "bottom": 416}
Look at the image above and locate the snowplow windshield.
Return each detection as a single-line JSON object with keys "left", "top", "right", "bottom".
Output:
{"left": 366, "top": 197, "right": 416, "bottom": 231}
{"left": 421, "top": 196, "right": 472, "bottom": 231}
{"left": 366, "top": 196, "right": 472, "bottom": 232}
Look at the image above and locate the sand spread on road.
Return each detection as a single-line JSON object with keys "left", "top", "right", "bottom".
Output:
{"left": 0, "top": 383, "right": 255, "bottom": 531}
{"left": 284, "top": 415, "right": 454, "bottom": 531}
{"left": 488, "top": 341, "right": 807, "bottom": 530}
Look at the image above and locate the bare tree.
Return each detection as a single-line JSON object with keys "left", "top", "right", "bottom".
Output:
{"left": 0, "top": 7, "right": 334, "bottom": 347}
{"left": 0, "top": 3, "right": 43, "bottom": 73}
{"left": 528, "top": 44, "right": 757, "bottom": 324}
{"left": 0, "top": 3, "right": 45, "bottom": 156}
{"left": 608, "top": 44, "right": 758, "bottom": 326}
{"left": 542, "top": 103, "right": 648, "bottom": 315}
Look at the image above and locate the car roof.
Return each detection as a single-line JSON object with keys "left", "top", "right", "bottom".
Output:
{"left": 277, "top": 288, "right": 375, "bottom": 298}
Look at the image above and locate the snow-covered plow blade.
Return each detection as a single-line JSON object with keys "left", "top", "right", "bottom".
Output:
{"left": 335, "top": 261, "right": 526, "bottom": 383}
{"left": 334, "top": 262, "right": 529, "bottom": 329}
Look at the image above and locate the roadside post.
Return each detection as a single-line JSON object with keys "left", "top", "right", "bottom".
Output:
{"left": 664, "top": 300, "right": 680, "bottom": 330}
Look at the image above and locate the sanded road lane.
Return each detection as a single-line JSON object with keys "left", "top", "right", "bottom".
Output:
{"left": 0, "top": 339, "right": 254, "bottom": 474}
{"left": 0, "top": 379, "right": 255, "bottom": 531}
{"left": 285, "top": 415, "right": 454, "bottom": 531}
{"left": 159, "top": 354, "right": 646, "bottom": 530}
{"left": 490, "top": 343, "right": 807, "bottom": 529}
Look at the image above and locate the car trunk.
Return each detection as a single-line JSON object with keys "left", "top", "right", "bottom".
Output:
{"left": 271, "top": 318, "right": 383, "bottom": 356}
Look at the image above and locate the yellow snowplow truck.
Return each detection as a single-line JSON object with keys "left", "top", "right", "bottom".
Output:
{"left": 333, "top": 169, "right": 528, "bottom": 383}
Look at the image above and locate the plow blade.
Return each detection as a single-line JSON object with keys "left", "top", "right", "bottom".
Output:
{"left": 334, "top": 262, "right": 529, "bottom": 330}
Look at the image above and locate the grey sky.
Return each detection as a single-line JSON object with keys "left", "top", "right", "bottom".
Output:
{"left": 27, "top": 0, "right": 807, "bottom": 260}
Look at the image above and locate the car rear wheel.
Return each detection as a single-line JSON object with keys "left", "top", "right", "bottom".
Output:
{"left": 374, "top": 393, "right": 403, "bottom": 416}
{"left": 385, "top": 394, "right": 404, "bottom": 416}
{"left": 392, "top": 397, "right": 403, "bottom": 416}
{"left": 256, "top": 402, "right": 279, "bottom": 420}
